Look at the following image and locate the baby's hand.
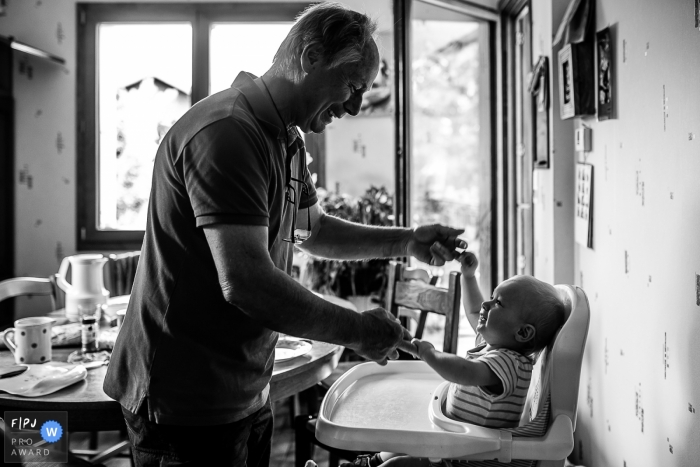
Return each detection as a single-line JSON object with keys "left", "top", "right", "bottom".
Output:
{"left": 458, "top": 251, "right": 479, "bottom": 278}
{"left": 411, "top": 338, "right": 436, "bottom": 360}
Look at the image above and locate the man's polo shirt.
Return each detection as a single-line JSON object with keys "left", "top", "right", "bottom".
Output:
{"left": 104, "top": 72, "right": 317, "bottom": 426}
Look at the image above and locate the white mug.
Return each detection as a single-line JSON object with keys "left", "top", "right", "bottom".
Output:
{"left": 3, "top": 317, "right": 54, "bottom": 364}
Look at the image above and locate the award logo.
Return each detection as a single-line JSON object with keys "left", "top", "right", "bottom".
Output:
{"left": 4, "top": 411, "right": 68, "bottom": 464}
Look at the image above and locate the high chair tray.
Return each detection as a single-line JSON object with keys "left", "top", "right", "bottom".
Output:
{"left": 315, "top": 361, "right": 513, "bottom": 460}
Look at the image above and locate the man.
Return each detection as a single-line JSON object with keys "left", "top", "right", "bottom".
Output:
{"left": 104, "top": 3, "right": 466, "bottom": 466}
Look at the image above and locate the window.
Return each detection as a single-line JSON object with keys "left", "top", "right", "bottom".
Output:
{"left": 77, "top": 3, "right": 308, "bottom": 249}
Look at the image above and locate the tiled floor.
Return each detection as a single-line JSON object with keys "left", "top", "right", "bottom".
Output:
{"left": 68, "top": 397, "right": 331, "bottom": 467}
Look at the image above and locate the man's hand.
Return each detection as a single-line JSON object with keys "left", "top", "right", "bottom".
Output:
{"left": 458, "top": 251, "right": 479, "bottom": 278}
{"left": 406, "top": 225, "right": 467, "bottom": 266}
{"left": 349, "top": 308, "right": 407, "bottom": 365}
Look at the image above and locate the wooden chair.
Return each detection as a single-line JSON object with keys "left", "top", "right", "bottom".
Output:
{"left": 294, "top": 261, "right": 462, "bottom": 467}
{"left": 0, "top": 277, "right": 60, "bottom": 327}
{"left": 385, "top": 261, "right": 461, "bottom": 354}
{"left": 0, "top": 277, "right": 57, "bottom": 304}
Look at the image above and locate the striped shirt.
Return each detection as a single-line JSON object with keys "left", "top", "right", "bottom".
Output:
{"left": 445, "top": 338, "right": 533, "bottom": 429}
{"left": 435, "top": 335, "right": 551, "bottom": 467}
{"left": 435, "top": 395, "right": 551, "bottom": 467}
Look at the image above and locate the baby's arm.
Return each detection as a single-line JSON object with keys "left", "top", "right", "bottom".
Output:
{"left": 458, "top": 251, "right": 484, "bottom": 333}
{"left": 410, "top": 339, "right": 499, "bottom": 387}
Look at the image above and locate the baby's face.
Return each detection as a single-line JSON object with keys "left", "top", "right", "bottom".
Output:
{"left": 477, "top": 278, "right": 531, "bottom": 349}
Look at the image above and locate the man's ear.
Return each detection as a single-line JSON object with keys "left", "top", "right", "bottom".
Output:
{"left": 515, "top": 324, "right": 536, "bottom": 343}
{"left": 300, "top": 43, "right": 324, "bottom": 74}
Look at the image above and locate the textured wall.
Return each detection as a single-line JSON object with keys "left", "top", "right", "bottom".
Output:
{"left": 532, "top": 0, "right": 700, "bottom": 466}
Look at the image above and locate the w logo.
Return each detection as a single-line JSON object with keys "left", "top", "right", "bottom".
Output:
{"left": 40, "top": 420, "right": 63, "bottom": 443}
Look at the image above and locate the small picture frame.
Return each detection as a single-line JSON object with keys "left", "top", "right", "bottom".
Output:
{"left": 528, "top": 56, "right": 550, "bottom": 168}
{"left": 558, "top": 44, "right": 575, "bottom": 119}
{"left": 596, "top": 27, "right": 613, "bottom": 120}
{"left": 557, "top": 42, "right": 595, "bottom": 119}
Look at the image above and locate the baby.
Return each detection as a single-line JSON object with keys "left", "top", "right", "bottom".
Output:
{"left": 347, "top": 251, "right": 565, "bottom": 467}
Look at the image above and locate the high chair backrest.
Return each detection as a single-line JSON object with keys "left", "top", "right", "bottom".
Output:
{"left": 517, "top": 284, "right": 590, "bottom": 465}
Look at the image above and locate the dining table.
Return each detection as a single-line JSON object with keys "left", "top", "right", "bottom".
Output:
{"left": 0, "top": 293, "right": 355, "bottom": 433}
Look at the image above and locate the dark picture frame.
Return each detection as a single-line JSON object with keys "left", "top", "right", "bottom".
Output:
{"left": 528, "top": 56, "right": 550, "bottom": 168}
{"left": 558, "top": 44, "right": 575, "bottom": 119}
{"left": 596, "top": 27, "right": 613, "bottom": 121}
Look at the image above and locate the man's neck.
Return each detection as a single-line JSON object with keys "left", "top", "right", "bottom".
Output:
{"left": 260, "top": 72, "right": 296, "bottom": 129}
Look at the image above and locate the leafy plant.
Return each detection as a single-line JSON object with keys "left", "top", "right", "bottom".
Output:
{"left": 301, "top": 186, "right": 394, "bottom": 299}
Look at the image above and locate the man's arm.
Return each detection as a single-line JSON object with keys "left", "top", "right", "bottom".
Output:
{"left": 203, "top": 223, "right": 405, "bottom": 362}
{"left": 298, "top": 203, "right": 466, "bottom": 265}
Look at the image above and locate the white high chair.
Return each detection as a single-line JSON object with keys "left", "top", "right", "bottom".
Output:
{"left": 316, "top": 284, "right": 590, "bottom": 466}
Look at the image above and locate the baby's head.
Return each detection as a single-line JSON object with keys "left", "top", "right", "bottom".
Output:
{"left": 478, "top": 275, "right": 565, "bottom": 354}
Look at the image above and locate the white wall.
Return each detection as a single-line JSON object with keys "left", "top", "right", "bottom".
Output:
{"left": 325, "top": 116, "right": 394, "bottom": 197}
{"left": 531, "top": 0, "right": 700, "bottom": 465}
{"left": 0, "top": 0, "right": 393, "bottom": 317}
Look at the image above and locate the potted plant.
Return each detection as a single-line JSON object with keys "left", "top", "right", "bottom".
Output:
{"left": 298, "top": 186, "right": 394, "bottom": 310}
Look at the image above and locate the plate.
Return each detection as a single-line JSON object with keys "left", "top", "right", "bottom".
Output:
{"left": 0, "top": 362, "right": 87, "bottom": 397}
{"left": 275, "top": 338, "right": 312, "bottom": 362}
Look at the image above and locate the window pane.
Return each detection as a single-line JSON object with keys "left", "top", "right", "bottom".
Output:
{"left": 97, "top": 23, "right": 192, "bottom": 231}
{"left": 410, "top": 3, "right": 491, "bottom": 351}
{"left": 209, "top": 23, "right": 293, "bottom": 95}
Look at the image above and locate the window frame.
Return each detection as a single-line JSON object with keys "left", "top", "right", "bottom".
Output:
{"left": 499, "top": 0, "right": 535, "bottom": 278}
{"left": 76, "top": 2, "right": 309, "bottom": 250}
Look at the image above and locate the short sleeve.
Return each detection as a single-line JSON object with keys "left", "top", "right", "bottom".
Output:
{"left": 476, "top": 350, "right": 524, "bottom": 399}
{"left": 183, "top": 118, "right": 272, "bottom": 228}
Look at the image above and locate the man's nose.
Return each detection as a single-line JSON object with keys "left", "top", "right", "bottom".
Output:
{"left": 343, "top": 92, "right": 363, "bottom": 116}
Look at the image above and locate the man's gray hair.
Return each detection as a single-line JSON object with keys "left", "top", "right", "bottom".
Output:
{"left": 270, "top": 2, "right": 378, "bottom": 82}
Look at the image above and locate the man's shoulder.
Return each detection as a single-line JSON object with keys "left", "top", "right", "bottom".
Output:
{"left": 164, "top": 88, "right": 264, "bottom": 155}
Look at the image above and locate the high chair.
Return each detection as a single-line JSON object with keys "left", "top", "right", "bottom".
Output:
{"left": 315, "top": 284, "right": 590, "bottom": 466}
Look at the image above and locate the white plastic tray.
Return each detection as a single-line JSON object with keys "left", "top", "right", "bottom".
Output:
{"left": 316, "top": 361, "right": 509, "bottom": 460}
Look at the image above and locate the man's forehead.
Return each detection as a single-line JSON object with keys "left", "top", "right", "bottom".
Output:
{"left": 348, "top": 49, "right": 380, "bottom": 86}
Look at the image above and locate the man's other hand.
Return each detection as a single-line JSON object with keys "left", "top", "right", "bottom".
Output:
{"left": 351, "top": 308, "right": 406, "bottom": 365}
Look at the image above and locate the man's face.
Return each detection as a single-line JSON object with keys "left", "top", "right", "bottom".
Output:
{"left": 297, "top": 42, "right": 380, "bottom": 134}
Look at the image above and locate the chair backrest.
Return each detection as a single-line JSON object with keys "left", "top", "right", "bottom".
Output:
{"left": 0, "top": 277, "right": 56, "bottom": 304}
{"left": 518, "top": 284, "right": 590, "bottom": 466}
{"left": 103, "top": 251, "right": 141, "bottom": 297}
{"left": 385, "top": 261, "right": 461, "bottom": 354}
{"left": 0, "top": 277, "right": 58, "bottom": 324}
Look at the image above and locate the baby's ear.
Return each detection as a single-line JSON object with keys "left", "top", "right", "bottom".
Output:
{"left": 515, "top": 324, "right": 536, "bottom": 343}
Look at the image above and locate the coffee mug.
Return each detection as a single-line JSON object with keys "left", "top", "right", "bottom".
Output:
{"left": 3, "top": 317, "right": 54, "bottom": 364}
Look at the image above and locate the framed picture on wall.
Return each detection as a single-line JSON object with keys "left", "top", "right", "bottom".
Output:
{"left": 575, "top": 162, "right": 593, "bottom": 248}
{"left": 596, "top": 27, "right": 613, "bottom": 120}
{"left": 558, "top": 44, "right": 575, "bottom": 119}
{"left": 558, "top": 42, "right": 595, "bottom": 119}
{"left": 528, "top": 56, "right": 550, "bottom": 168}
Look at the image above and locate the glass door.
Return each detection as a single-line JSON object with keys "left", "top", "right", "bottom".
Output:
{"left": 514, "top": 7, "right": 534, "bottom": 276}
{"left": 409, "top": 1, "right": 492, "bottom": 283}
{"left": 406, "top": 0, "right": 494, "bottom": 350}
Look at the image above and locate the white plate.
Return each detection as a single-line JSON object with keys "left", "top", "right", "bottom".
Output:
{"left": 0, "top": 362, "right": 87, "bottom": 397}
{"left": 274, "top": 338, "right": 312, "bottom": 362}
